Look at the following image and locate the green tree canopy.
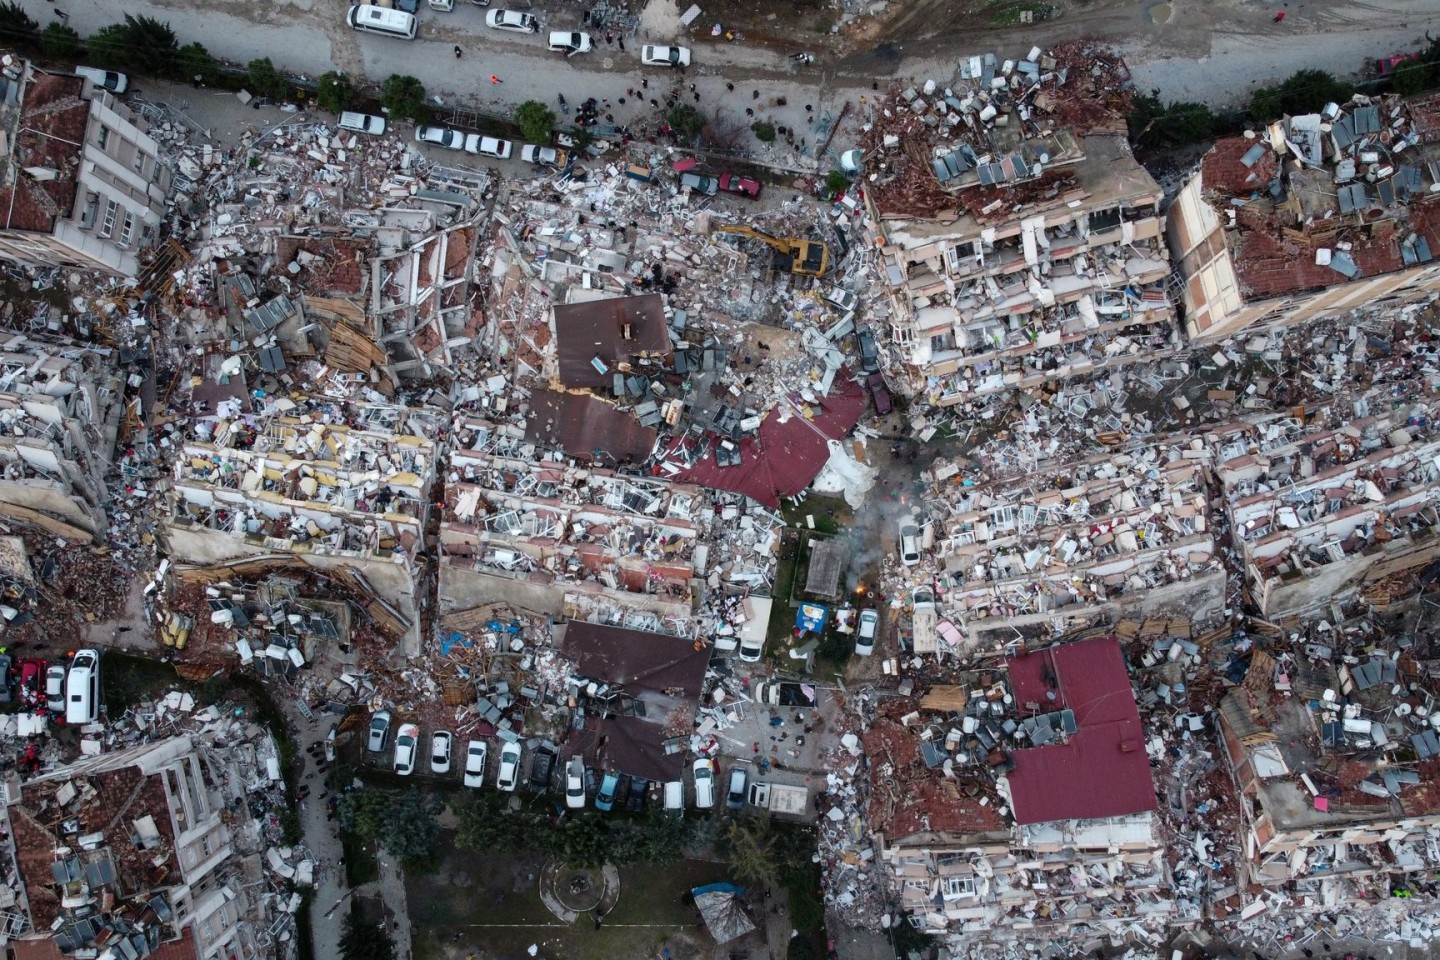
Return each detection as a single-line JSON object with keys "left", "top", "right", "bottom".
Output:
{"left": 88, "top": 15, "right": 178, "bottom": 76}
{"left": 1252, "top": 68, "right": 1352, "bottom": 121}
{"left": 316, "top": 72, "right": 354, "bottom": 114}
{"left": 338, "top": 787, "right": 441, "bottom": 862}
{"left": 720, "top": 818, "right": 778, "bottom": 885}
{"left": 1391, "top": 60, "right": 1432, "bottom": 96}
{"left": 247, "top": 57, "right": 286, "bottom": 100}
{"left": 1127, "top": 91, "right": 1217, "bottom": 148}
{"left": 381, "top": 74, "right": 427, "bottom": 123}
{"left": 0, "top": 2, "right": 37, "bottom": 46}
{"left": 176, "top": 42, "right": 218, "bottom": 85}
{"left": 513, "top": 100, "right": 556, "bottom": 144}
{"left": 39, "top": 22, "right": 80, "bottom": 58}
{"left": 668, "top": 103, "right": 705, "bottom": 138}
{"left": 339, "top": 905, "right": 395, "bottom": 960}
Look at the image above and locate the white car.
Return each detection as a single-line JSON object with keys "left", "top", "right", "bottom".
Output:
{"left": 463, "top": 740, "right": 488, "bottom": 787}
{"left": 393, "top": 723, "right": 420, "bottom": 776}
{"left": 547, "top": 30, "right": 592, "bottom": 54}
{"left": 367, "top": 710, "right": 393, "bottom": 752}
{"left": 415, "top": 125, "right": 465, "bottom": 150}
{"left": 496, "top": 740, "right": 523, "bottom": 791}
{"left": 825, "top": 288, "right": 858, "bottom": 313}
{"left": 899, "top": 518, "right": 921, "bottom": 566}
{"left": 738, "top": 628, "right": 765, "bottom": 663}
{"left": 856, "top": 609, "right": 879, "bottom": 656}
{"left": 339, "top": 111, "right": 386, "bottom": 136}
{"left": 486, "top": 9, "right": 536, "bottom": 31}
{"left": 465, "top": 134, "right": 513, "bottom": 159}
{"left": 641, "top": 45, "right": 691, "bottom": 67}
{"left": 521, "top": 144, "right": 559, "bottom": 164}
{"left": 565, "top": 755, "right": 587, "bottom": 809}
{"left": 74, "top": 66, "right": 128, "bottom": 94}
{"left": 692, "top": 757, "right": 716, "bottom": 808}
{"left": 431, "top": 730, "right": 453, "bottom": 774}
{"left": 664, "top": 780, "right": 684, "bottom": 817}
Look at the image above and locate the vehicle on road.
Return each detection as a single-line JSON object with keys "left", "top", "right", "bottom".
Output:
{"left": 858, "top": 329, "right": 881, "bottom": 373}
{"left": 463, "top": 740, "right": 488, "bottom": 787}
{"left": 367, "top": 710, "right": 393, "bottom": 752}
{"left": 719, "top": 173, "right": 762, "bottom": 198}
{"left": 565, "top": 756, "right": 587, "bottom": 808}
{"left": 521, "top": 144, "right": 560, "bottom": 164}
{"left": 596, "top": 771, "right": 620, "bottom": 811}
{"left": 693, "top": 757, "right": 716, "bottom": 808}
{"left": 738, "top": 625, "right": 765, "bottom": 663}
{"left": 664, "top": 779, "right": 684, "bottom": 816}
{"left": 856, "top": 608, "right": 879, "bottom": 656}
{"left": 496, "top": 740, "right": 522, "bottom": 791}
{"left": 726, "top": 766, "right": 748, "bottom": 811}
{"left": 65, "top": 650, "right": 99, "bottom": 725}
{"left": 747, "top": 781, "right": 810, "bottom": 816}
{"left": 626, "top": 776, "right": 649, "bottom": 812}
{"left": 465, "top": 134, "right": 513, "bottom": 159}
{"left": 899, "top": 518, "right": 921, "bottom": 566}
{"left": 911, "top": 586, "right": 938, "bottom": 654}
{"left": 529, "top": 745, "right": 557, "bottom": 792}
{"left": 431, "top": 731, "right": 453, "bottom": 774}
{"left": 393, "top": 723, "right": 420, "bottom": 775}
{"left": 415, "top": 125, "right": 465, "bottom": 150}
{"left": 44, "top": 664, "right": 65, "bottom": 715}
{"left": 868, "top": 371, "right": 893, "bottom": 415}
{"left": 641, "top": 45, "right": 691, "bottom": 67}
{"left": 339, "top": 112, "right": 387, "bottom": 136}
{"left": 74, "top": 67, "right": 128, "bottom": 94}
{"left": 547, "top": 30, "right": 592, "bottom": 54}
{"left": 346, "top": 5, "right": 418, "bottom": 39}
{"left": 680, "top": 172, "right": 719, "bottom": 196}
{"left": 394, "top": 0, "right": 420, "bottom": 14}
{"left": 486, "top": 9, "right": 537, "bottom": 31}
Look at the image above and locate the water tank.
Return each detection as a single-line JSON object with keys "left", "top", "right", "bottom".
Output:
{"left": 839, "top": 149, "right": 864, "bottom": 174}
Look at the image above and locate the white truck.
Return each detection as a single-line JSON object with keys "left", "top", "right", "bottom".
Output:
{"left": 911, "top": 586, "right": 938, "bottom": 654}
{"left": 747, "top": 781, "right": 809, "bottom": 817}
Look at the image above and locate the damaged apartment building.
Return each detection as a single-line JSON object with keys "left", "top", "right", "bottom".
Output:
{"left": 1168, "top": 92, "right": 1440, "bottom": 343}
{"left": 867, "top": 637, "right": 1184, "bottom": 943}
{"left": 0, "top": 735, "right": 270, "bottom": 960}
{"left": 1210, "top": 400, "right": 1440, "bottom": 619}
{"left": 0, "top": 334, "right": 125, "bottom": 540}
{"left": 166, "top": 394, "right": 441, "bottom": 651}
{"left": 860, "top": 46, "right": 1178, "bottom": 405}
{"left": 0, "top": 55, "right": 171, "bottom": 276}
{"left": 918, "top": 438, "right": 1224, "bottom": 646}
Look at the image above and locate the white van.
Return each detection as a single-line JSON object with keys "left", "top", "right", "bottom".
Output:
{"left": 65, "top": 649, "right": 100, "bottom": 725}
{"left": 346, "top": 5, "right": 418, "bottom": 39}
{"left": 74, "top": 66, "right": 128, "bottom": 94}
{"left": 430, "top": 0, "right": 454, "bottom": 8}
{"left": 338, "top": 112, "right": 387, "bottom": 135}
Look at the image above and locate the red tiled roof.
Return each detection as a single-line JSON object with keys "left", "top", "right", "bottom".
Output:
{"left": 0, "top": 71, "right": 89, "bottom": 234}
{"left": 1004, "top": 637, "right": 1155, "bottom": 825}
{"left": 275, "top": 236, "right": 372, "bottom": 295}
{"left": 657, "top": 373, "right": 867, "bottom": 508}
{"left": 1200, "top": 136, "right": 1278, "bottom": 196}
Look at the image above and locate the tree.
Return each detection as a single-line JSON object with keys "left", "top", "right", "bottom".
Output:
{"left": 0, "top": 2, "right": 37, "bottom": 47}
{"left": 376, "top": 787, "right": 443, "bottom": 860}
{"left": 340, "top": 905, "right": 395, "bottom": 960}
{"left": 381, "top": 74, "right": 427, "bottom": 122}
{"left": 823, "top": 170, "right": 850, "bottom": 198}
{"left": 122, "top": 15, "right": 178, "bottom": 76}
{"left": 1251, "top": 69, "right": 1352, "bottom": 118}
{"left": 787, "top": 936, "right": 818, "bottom": 960}
{"left": 337, "top": 789, "right": 389, "bottom": 840}
{"left": 85, "top": 24, "right": 130, "bottom": 70}
{"left": 513, "top": 100, "right": 555, "bottom": 144}
{"left": 751, "top": 120, "right": 776, "bottom": 142}
{"left": 1391, "top": 60, "right": 1431, "bottom": 96}
{"left": 721, "top": 818, "right": 778, "bottom": 885}
{"left": 668, "top": 103, "right": 704, "bottom": 138}
{"left": 175, "top": 42, "right": 218, "bottom": 85}
{"left": 771, "top": 823, "right": 819, "bottom": 886}
{"left": 39, "top": 22, "right": 80, "bottom": 58}
{"left": 1127, "top": 91, "right": 1217, "bottom": 148}
{"left": 634, "top": 810, "right": 687, "bottom": 865}
{"left": 453, "top": 793, "right": 533, "bottom": 852}
{"left": 317, "top": 72, "right": 354, "bottom": 114}
{"left": 539, "top": 816, "right": 612, "bottom": 868}
{"left": 1248, "top": 85, "right": 1283, "bottom": 122}
{"left": 247, "top": 57, "right": 287, "bottom": 100}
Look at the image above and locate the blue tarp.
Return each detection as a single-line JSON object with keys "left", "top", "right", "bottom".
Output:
{"left": 796, "top": 603, "right": 829, "bottom": 633}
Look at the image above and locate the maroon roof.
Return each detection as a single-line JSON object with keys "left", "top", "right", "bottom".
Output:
{"left": 552, "top": 294, "right": 671, "bottom": 390}
{"left": 1004, "top": 637, "right": 1154, "bottom": 825}
{"left": 561, "top": 621, "right": 709, "bottom": 698}
{"left": 0, "top": 71, "right": 89, "bottom": 234}
{"left": 565, "top": 714, "right": 684, "bottom": 783}
{"left": 525, "top": 388, "right": 658, "bottom": 463}
{"left": 656, "top": 372, "right": 867, "bottom": 508}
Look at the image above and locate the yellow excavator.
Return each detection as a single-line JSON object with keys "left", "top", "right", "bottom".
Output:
{"left": 712, "top": 224, "right": 830, "bottom": 277}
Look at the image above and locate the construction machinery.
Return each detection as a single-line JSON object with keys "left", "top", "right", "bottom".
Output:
{"left": 711, "top": 224, "right": 830, "bottom": 277}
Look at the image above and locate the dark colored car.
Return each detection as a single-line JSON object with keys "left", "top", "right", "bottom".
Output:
{"left": 867, "top": 371, "right": 893, "bottom": 415}
{"left": 529, "top": 745, "right": 557, "bottom": 793}
{"left": 0, "top": 654, "right": 12, "bottom": 704}
{"left": 858, "top": 330, "right": 881, "bottom": 373}
{"left": 719, "top": 173, "right": 762, "bottom": 198}
{"left": 394, "top": 0, "right": 420, "bottom": 13}
{"left": 613, "top": 773, "right": 632, "bottom": 810}
{"left": 626, "top": 776, "right": 649, "bottom": 812}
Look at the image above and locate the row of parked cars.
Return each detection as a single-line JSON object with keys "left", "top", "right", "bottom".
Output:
{"left": 0, "top": 649, "right": 101, "bottom": 724}
{"left": 368, "top": 712, "right": 526, "bottom": 788}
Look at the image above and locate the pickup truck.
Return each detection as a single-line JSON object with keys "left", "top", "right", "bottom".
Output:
{"left": 752, "top": 680, "right": 818, "bottom": 708}
{"left": 747, "top": 781, "right": 809, "bottom": 817}
{"left": 911, "top": 587, "right": 938, "bottom": 654}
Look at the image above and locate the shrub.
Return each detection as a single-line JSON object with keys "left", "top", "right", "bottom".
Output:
{"left": 246, "top": 57, "right": 286, "bottom": 100}
{"left": 175, "top": 42, "right": 218, "bottom": 85}
{"left": 751, "top": 120, "right": 776, "bottom": 142}
{"left": 668, "top": 103, "right": 704, "bottom": 138}
{"left": 381, "top": 74, "right": 427, "bottom": 122}
{"left": 513, "top": 100, "right": 556, "bottom": 144}
{"left": 316, "top": 72, "right": 354, "bottom": 114}
{"left": 39, "top": 22, "right": 79, "bottom": 58}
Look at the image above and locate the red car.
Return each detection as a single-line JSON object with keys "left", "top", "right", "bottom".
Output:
{"left": 719, "top": 173, "right": 762, "bottom": 198}
{"left": 18, "top": 658, "right": 45, "bottom": 708}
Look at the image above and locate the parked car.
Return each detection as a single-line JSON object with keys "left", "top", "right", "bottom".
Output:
{"left": 529, "top": 745, "right": 557, "bottom": 792}
{"left": 415, "top": 125, "right": 465, "bottom": 150}
{"left": 486, "top": 9, "right": 537, "bottom": 31}
{"left": 595, "top": 771, "right": 621, "bottom": 811}
{"left": 74, "top": 66, "right": 128, "bottom": 94}
{"left": 664, "top": 780, "right": 684, "bottom": 816}
{"left": 626, "top": 776, "right": 649, "bottom": 812}
{"left": 431, "top": 731, "right": 453, "bottom": 774}
{"left": 855, "top": 609, "right": 879, "bottom": 656}
{"left": 19, "top": 659, "right": 43, "bottom": 708}
{"left": 726, "top": 766, "right": 748, "bottom": 811}
{"left": 565, "top": 756, "right": 587, "bottom": 808}
{"left": 338, "top": 111, "right": 387, "bottom": 136}
{"left": 612, "top": 774, "right": 631, "bottom": 810}
{"left": 868, "top": 371, "right": 893, "bottom": 415}
{"left": 693, "top": 757, "right": 716, "bottom": 808}
{"left": 64, "top": 651, "right": 99, "bottom": 724}
{"left": 547, "top": 30, "right": 592, "bottom": 54}
{"left": 738, "top": 627, "right": 765, "bottom": 663}
{"left": 44, "top": 663, "right": 66, "bottom": 714}
{"left": 858, "top": 329, "right": 881, "bottom": 373}
{"left": 367, "top": 710, "right": 393, "bottom": 752}
{"left": 393, "top": 723, "right": 420, "bottom": 775}
{"left": 496, "top": 741, "right": 523, "bottom": 791}
{"left": 641, "top": 45, "right": 691, "bottom": 67}
{"left": 898, "top": 518, "right": 921, "bottom": 566}
{"left": 0, "top": 654, "right": 13, "bottom": 704}
{"left": 393, "top": 0, "right": 420, "bottom": 14}
{"left": 679, "top": 172, "right": 719, "bottom": 196}
{"left": 465, "top": 134, "right": 513, "bottom": 159}
{"left": 719, "top": 173, "right": 762, "bottom": 198}
{"left": 521, "top": 144, "right": 559, "bottom": 164}
{"left": 463, "top": 740, "right": 488, "bottom": 787}
{"left": 825, "top": 288, "right": 858, "bottom": 313}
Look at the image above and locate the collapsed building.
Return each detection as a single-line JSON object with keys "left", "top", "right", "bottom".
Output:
{"left": 860, "top": 47, "right": 1179, "bottom": 405}
{"left": 1169, "top": 92, "right": 1440, "bottom": 343}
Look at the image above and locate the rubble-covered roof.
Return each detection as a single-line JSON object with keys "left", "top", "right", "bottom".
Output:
{"left": 1004, "top": 637, "right": 1155, "bottom": 825}
{"left": 524, "top": 388, "right": 659, "bottom": 464}
{"left": 566, "top": 713, "right": 684, "bottom": 783}
{"left": 0, "top": 70, "right": 89, "bottom": 234}
{"left": 553, "top": 293, "right": 671, "bottom": 391}
{"left": 560, "top": 621, "right": 709, "bottom": 698}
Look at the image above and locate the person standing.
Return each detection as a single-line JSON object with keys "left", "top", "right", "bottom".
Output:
{"left": 454, "top": 45, "right": 462, "bottom": 58}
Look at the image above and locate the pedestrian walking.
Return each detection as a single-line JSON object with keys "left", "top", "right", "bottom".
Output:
{"left": 752, "top": 89, "right": 759, "bottom": 100}
{"left": 52, "top": 9, "right": 66, "bottom": 19}
{"left": 490, "top": 74, "right": 503, "bottom": 84}
{"left": 688, "top": 82, "right": 696, "bottom": 92}
{"left": 605, "top": 30, "right": 614, "bottom": 44}
{"left": 618, "top": 37, "right": 625, "bottom": 51}
{"left": 693, "top": 91, "right": 699, "bottom": 102}
{"left": 454, "top": 45, "right": 462, "bottom": 58}
{"left": 726, "top": 82, "right": 734, "bottom": 91}
{"left": 1273, "top": 10, "right": 1285, "bottom": 20}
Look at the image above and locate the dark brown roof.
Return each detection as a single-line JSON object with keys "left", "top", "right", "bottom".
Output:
{"left": 552, "top": 294, "right": 671, "bottom": 390}
{"left": 524, "top": 388, "right": 657, "bottom": 464}
{"left": 0, "top": 71, "right": 89, "bottom": 234}
{"left": 565, "top": 714, "right": 684, "bottom": 783}
{"left": 9, "top": 939, "right": 64, "bottom": 960}
{"left": 560, "top": 621, "right": 709, "bottom": 698}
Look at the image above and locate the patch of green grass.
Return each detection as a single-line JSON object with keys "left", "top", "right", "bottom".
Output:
{"left": 341, "top": 826, "right": 379, "bottom": 887}
{"left": 103, "top": 651, "right": 199, "bottom": 716}
{"left": 780, "top": 493, "right": 850, "bottom": 535}
{"left": 983, "top": 0, "right": 1057, "bottom": 24}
